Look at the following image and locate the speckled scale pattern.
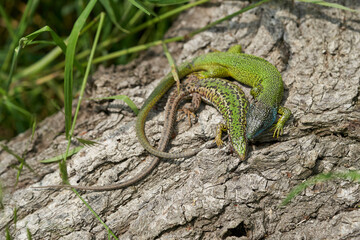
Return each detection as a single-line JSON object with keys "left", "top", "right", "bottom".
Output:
{"left": 184, "top": 77, "right": 249, "bottom": 158}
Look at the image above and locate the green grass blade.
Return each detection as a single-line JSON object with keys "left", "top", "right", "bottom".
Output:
{"left": 64, "top": 0, "right": 98, "bottom": 139}
{"left": 13, "top": 207, "right": 18, "bottom": 225}
{"left": 100, "top": 0, "right": 130, "bottom": 33}
{"left": 73, "top": 190, "right": 119, "bottom": 240}
{"left": 297, "top": 0, "right": 359, "bottom": 12}
{"left": 5, "top": 225, "right": 11, "bottom": 240}
{"left": 128, "top": 0, "right": 157, "bottom": 16}
{"left": 0, "top": 4, "right": 16, "bottom": 39}
{"left": 62, "top": 13, "right": 118, "bottom": 238}
{"left": 31, "top": 118, "right": 37, "bottom": 143}
{"left": 4, "top": 98, "right": 32, "bottom": 119}
{"left": 147, "top": 0, "right": 190, "bottom": 5}
{"left": 0, "top": 181, "right": 3, "bottom": 210}
{"left": 1, "top": 0, "right": 39, "bottom": 72}
{"left": 6, "top": 26, "right": 85, "bottom": 92}
{"left": 162, "top": 42, "right": 180, "bottom": 93}
{"left": 0, "top": 144, "right": 24, "bottom": 163}
{"left": 76, "top": 138, "right": 99, "bottom": 146}
{"left": 15, "top": 0, "right": 209, "bottom": 81}
{"left": 26, "top": 228, "right": 32, "bottom": 240}
{"left": 281, "top": 171, "right": 360, "bottom": 206}
{"left": 58, "top": 160, "right": 69, "bottom": 184}
{"left": 5, "top": 43, "right": 22, "bottom": 92}
{"left": 91, "top": 95, "right": 139, "bottom": 115}
{"left": 40, "top": 146, "right": 84, "bottom": 163}
{"left": 92, "top": 0, "right": 270, "bottom": 64}
{"left": 59, "top": 10, "right": 104, "bottom": 180}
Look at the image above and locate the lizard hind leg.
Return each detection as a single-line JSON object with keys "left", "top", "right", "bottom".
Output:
{"left": 178, "top": 92, "right": 202, "bottom": 127}
{"left": 215, "top": 123, "right": 228, "bottom": 147}
{"left": 227, "top": 45, "right": 242, "bottom": 54}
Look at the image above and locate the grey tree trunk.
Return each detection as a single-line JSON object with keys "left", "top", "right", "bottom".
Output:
{"left": 1, "top": 1, "right": 360, "bottom": 239}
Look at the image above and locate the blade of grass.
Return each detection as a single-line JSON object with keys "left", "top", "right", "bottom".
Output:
{"left": 0, "top": 4, "right": 16, "bottom": 39}
{"left": 0, "top": 181, "right": 3, "bottom": 210}
{"left": 128, "top": 0, "right": 157, "bottom": 16}
{"left": 297, "top": 0, "right": 359, "bottom": 12}
{"left": 162, "top": 42, "right": 180, "bottom": 94}
{"left": 26, "top": 228, "right": 32, "bottom": 240}
{"left": 65, "top": 12, "right": 118, "bottom": 239}
{"left": 73, "top": 190, "right": 119, "bottom": 240}
{"left": 1, "top": 143, "right": 34, "bottom": 187}
{"left": 3, "top": 98, "right": 32, "bottom": 120}
{"left": 92, "top": 0, "right": 271, "bottom": 64}
{"left": 91, "top": 95, "right": 139, "bottom": 115}
{"left": 15, "top": 0, "right": 209, "bottom": 81}
{"left": 281, "top": 171, "right": 360, "bottom": 206}
{"left": 100, "top": 0, "right": 130, "bottom": 33}
{"left": 60, "top": 10, "right": 105, "bottom": 181}
{"left": 76, "top": 138, "right": 99, "bottom": 147}
{"left": 64, "top": 0, "right": 98, "bottom": 139}
{"left": 147, "top": 0, "right": 190, "bottom": 5}
{"left": 40, "top": 146, "right": 84, "bottom": 163}
{"left": 6, "top": 26, "right": 85, "bottom": 92}
{"left": 1, "top": 0, "right": 39, "bottom": 72}
{"left": 5, "top": 225, "right": 11, "bottom": 240}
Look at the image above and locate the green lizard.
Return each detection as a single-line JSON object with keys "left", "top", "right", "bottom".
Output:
{"left": 34, "top": 76, "right": 246, "bottom": 191}
{"left": 136, "top": 45, "right": 291, "bottom": 159}
{"left": 178, "top": 76, "right": 249, "bottom": 159}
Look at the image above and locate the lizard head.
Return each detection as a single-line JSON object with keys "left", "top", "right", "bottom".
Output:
{"left": 246, "top": 101, "right": 277, "bottom": 140}
{"left": 230, "top": 137, "right": 248, "bottom": 161}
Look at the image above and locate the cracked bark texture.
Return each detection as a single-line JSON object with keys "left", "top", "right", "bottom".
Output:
{"left": 1, "top": 1, "right": 360, "bottom": 239}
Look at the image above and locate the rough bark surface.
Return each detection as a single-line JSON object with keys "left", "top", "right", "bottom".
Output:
{"left": 1, "top": 1, "right": 360, "bottom": 239}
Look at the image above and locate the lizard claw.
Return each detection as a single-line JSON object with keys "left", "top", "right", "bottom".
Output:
{"left": 271, "top": 124, "right": 284, "bottom": 138}
{"left": 214, "top": 134, "right": 224, "bottom": 147}
{"left": 179, "top": 107, "right": 196, "bottom": 127}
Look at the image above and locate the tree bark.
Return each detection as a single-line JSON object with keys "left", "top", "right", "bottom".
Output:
{"left": 1, "top": 1, "right": 360, "bottom": 239}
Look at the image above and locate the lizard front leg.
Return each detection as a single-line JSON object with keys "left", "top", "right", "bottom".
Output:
{"left": 273, "top": 106, "right": 291, "bottom": 138}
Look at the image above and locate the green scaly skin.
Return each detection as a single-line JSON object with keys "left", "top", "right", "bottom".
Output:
{"left": 180, "top": 76, "right": 249, "bottom": 160}
{"left": 136, "top": 45, "right": 291, "bottom": 159}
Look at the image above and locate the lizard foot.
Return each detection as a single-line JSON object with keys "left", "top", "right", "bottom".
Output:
{"left": 271, "top": 123, "right": 284, "bottom": 138}
{"left": 179, "top": 107, "right": 196, "bottom": 127}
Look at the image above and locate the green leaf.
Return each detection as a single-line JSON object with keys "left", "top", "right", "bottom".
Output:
{"left": 40, "top": 146, "right": 84, "bottom": 163}
{"left": 91, "top": 95, "right": 139, "bottom": 115}
{"left": 64, "top": 0, "right": 98, "bottom": 139}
